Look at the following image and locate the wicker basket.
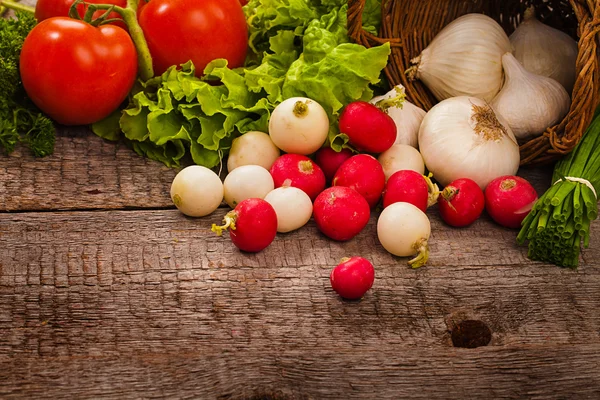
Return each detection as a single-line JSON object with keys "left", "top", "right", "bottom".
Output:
{"left": 348, "top": 0, "right": 600, "bottom": 166}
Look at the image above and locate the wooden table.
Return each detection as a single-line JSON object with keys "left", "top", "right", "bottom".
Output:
{"left": 3, "top": 3, "right": 600, "bottom": 398}
{"left": 2, "top": 124, "right": 600, "bottom": 399}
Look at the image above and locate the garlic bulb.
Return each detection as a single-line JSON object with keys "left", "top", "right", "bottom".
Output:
{"left": 491, "top": 52, "right": 570, "bottom": 139}
{"left": 510, "top": 7, "right": 578, "bottom": 94}
{"left": 370, "top": 85, "right": 426, "bottom": 148}
{"left": 418, "top": 96, "right": 520, "bottom": 189}
{"left": 407, "top": 14, "right": 512, "bottom": 102}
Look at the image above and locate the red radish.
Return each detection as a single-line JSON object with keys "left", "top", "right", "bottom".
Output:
{"left": 314, "top": 147, "right": 354, "bottom": 182}
{"left": 330, "top": 256, "right": 375, "bottom": 300}
{"left": 338, "top": 101, "right": 397, "bottom": 153}
{"left": 332, "top": 154, "right": 386, "bottom": 208}
{"left": 485, "top": 175, "right": 538, "bottom": 229}
{"left": 382, "top": 170, "right": 439, "bottom": 211}
{"left": 270, "top": 154, "right": 326, "bottom": 201}
{"left": 313, "top": 186, "right": 370, "bottom": 241}
{"left": 438, "top": 178, "right": 485, "bottom": 227}
{"left": 211, "top": 198, "right": 278, "bottom": 252}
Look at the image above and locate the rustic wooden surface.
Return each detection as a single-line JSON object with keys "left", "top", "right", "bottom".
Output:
{"left": 2, "top": 125, "right": 600, "bottom": 400}
{"left": 3, "top": 1, "right": 600, "bottom": 397}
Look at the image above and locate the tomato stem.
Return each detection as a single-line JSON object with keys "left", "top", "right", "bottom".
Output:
{"left": 0, "top": 0, "right": 35, "bottom": 14}
{"left": 78, "top": 0, "right": 154, "bottom": 81}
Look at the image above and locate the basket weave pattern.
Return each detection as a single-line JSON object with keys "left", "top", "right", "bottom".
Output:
{"left": 348, "top": 0, "right": 600, "bottom": 166}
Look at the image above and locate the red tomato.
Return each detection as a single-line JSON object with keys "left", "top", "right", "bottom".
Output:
{"left": 20, "top": 17, "right": 138, "bottom": 126}
{"left": 35, "top": 0, "right": 128, "bottom": 30}
{"left": 138, "top": 0, "right": 248, "bottom": 77}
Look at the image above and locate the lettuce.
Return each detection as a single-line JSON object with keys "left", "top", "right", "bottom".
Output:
{"left": 93, "top": 0, "right": 389, "bottom": 168}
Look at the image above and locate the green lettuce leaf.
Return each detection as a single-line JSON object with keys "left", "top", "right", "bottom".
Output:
{"left": 92, "top": 0, "right": 388, "bottom": 168}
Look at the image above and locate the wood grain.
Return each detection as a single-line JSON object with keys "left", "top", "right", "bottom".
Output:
{"left": 0, "top": 128, "right": 177, "bottom": 211}
{"left": 1, "top": 208, "right": 599, "bottom": 398}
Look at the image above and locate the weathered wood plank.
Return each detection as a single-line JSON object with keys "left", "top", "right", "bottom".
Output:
{"left": 0, "top": 128, "right": 555, "bottom": 212}
{"left": 0, "top": 128, "right": 177, "bottom": 211}
{"left": 1, "top": 345, "right": 599, "bottom": 399}
{"left": 1, "top": 208, "right": 599, "bottom": 398}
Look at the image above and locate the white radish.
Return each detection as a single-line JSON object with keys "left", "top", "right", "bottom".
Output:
{"left": 170, "top": 165, "right": 224, "bottom": 217}
{"left": 264, "top": 184, "right": 313, "bottom": 233}
{"left": 227, "top": 131, "right": 281, "bottom": 173}
{"left": 223, "top": 165, "right": 274, "bottom": 208}
{"left": 268, "top": 97, "right": 329, "bottom": 155}
{"left": 370, "top": 85, "right": 426, "bottom": 148}
{"left": 377, "top": 202, "right": 431, "bottom": 268}
{"left": 378, "top": 144, "right": 425, "bottom": 181}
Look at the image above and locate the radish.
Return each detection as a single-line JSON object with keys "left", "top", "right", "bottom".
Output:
{"left": 264, "top": 184, "right": 313, "bottom": 233}
{"left": 382, "top": 170, "right": 439, "bottom": 212}
{"left": 170, "top": 165, "right": 224, "bottom": 217}
{"left": 330, "top": 256, "right": 375, "bottom": 300}
{"left": 338, "top": 101, "right": 396, "bottom": 153}
{"left": 211, "top": 198, "right": 278, "bottom": 252}
{"left": 377, "top": 202, "right": 431, "bottom": 268}
{"left": 223, "top": 165, "right": 274, "bottom": 208}
{"left": 485, "top": 175, "right": 538, "bottom": 229}
{"left": 227, "top": 130, "right": 281, "bottom": 172}
{"left": 378, "top": 144, "right": 425, "bottom": 181}
{"left": 438, "top": 178, "right": 485, "bottom": 227}
{"left": 268, "top": 97, "right": 329, "bottom": 155}
{"left": 313, "top": 186, "right": 370, "bottom": 241}
{"left": 314, "top": 147, "right": 354, "bottom": 182}
{"left": 332, "top": 154, "right": 386, "bottom": 208}
{"left": 270, "top": 154, "right": 326, "bottom": 201}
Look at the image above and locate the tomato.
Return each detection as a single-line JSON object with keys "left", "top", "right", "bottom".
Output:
{"left": 20, "top": 17, "right": 138, "bottom": 126}
{"left": 35, "top": 0, "right": 128, "bottom": 30}
{"left": 138, "top": 0, "right": 248, "bottom": 77}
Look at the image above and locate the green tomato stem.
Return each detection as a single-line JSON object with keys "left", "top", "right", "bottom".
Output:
{"left": 82, "top": 0, "right": 154, "bottom": 81}
{"left": 0, "top": 0, "right": 35, "bottom": 14}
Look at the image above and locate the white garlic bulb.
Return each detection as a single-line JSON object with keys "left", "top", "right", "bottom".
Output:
{"left": 407, "top": 13, "right": 512, "bottom": 102}
{"left": 510, "top": 7, "right": 578, "bottom": 94}
{"left": 491, "top": 52, "right": 571, "bottom": 139}
{"left": 369, "top": 85, "right": 426, "bottom": 148}
{"left": 418, "top": 96, "right": 520, "bottom": 189}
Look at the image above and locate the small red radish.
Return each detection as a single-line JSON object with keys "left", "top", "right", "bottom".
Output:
{"left": 314, "top": 147, "right": 354, "bottom": 182}
{"left": 377, "top": 202, "right": 431, "bottom": 268}
{"left": 332, "top": 154, "right": 386, "bottom": 208}
{"left": 330, "top": 256, "right": 375, "bottom": 300}
{"left": 211, "top": 198, "right": 278, "bottom": 252}
{"left": 338, "top": 100, "right": 397, "bottom": 153}
{"left": 438, "top": 178, "right": 485, "bottom": 227}
{"left": 382, "top": 170, "right": 439, "bottom": 212}
{"left": 268, "top": 97, "right": 329, "bottom": 155}
{"left": 485, "top": 175, "right": 538, "bottom": 229}
{"left": 270, "top": 154, "right": 326, "bottom": 201}
{"left": 313, "top": 186, "right": 370, "bottom": 241}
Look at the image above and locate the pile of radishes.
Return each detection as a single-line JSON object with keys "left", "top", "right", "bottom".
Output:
{"left": 170, "top": 92, "right": 539, "bottom": 301}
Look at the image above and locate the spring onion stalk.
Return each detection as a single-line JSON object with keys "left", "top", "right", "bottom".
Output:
{"left": 517, "top": 105, "right": 600, "bottom": 268}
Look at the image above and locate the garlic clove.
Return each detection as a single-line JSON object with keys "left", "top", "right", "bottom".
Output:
{"left": 510, "top": 6, "right": 578, "bottom": 94}
{"left": 370, "top": 85, "right": 426, "bottom": 148}
{"left": 408, "top": 14, "right": 512, "bottom": 102}
{"left": 491, "top": 52, "right": 571, "bottom": 140}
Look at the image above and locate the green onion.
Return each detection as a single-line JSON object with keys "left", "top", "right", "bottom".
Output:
{"left": 517, "top": 105, "right": 600, "bottom": 268}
